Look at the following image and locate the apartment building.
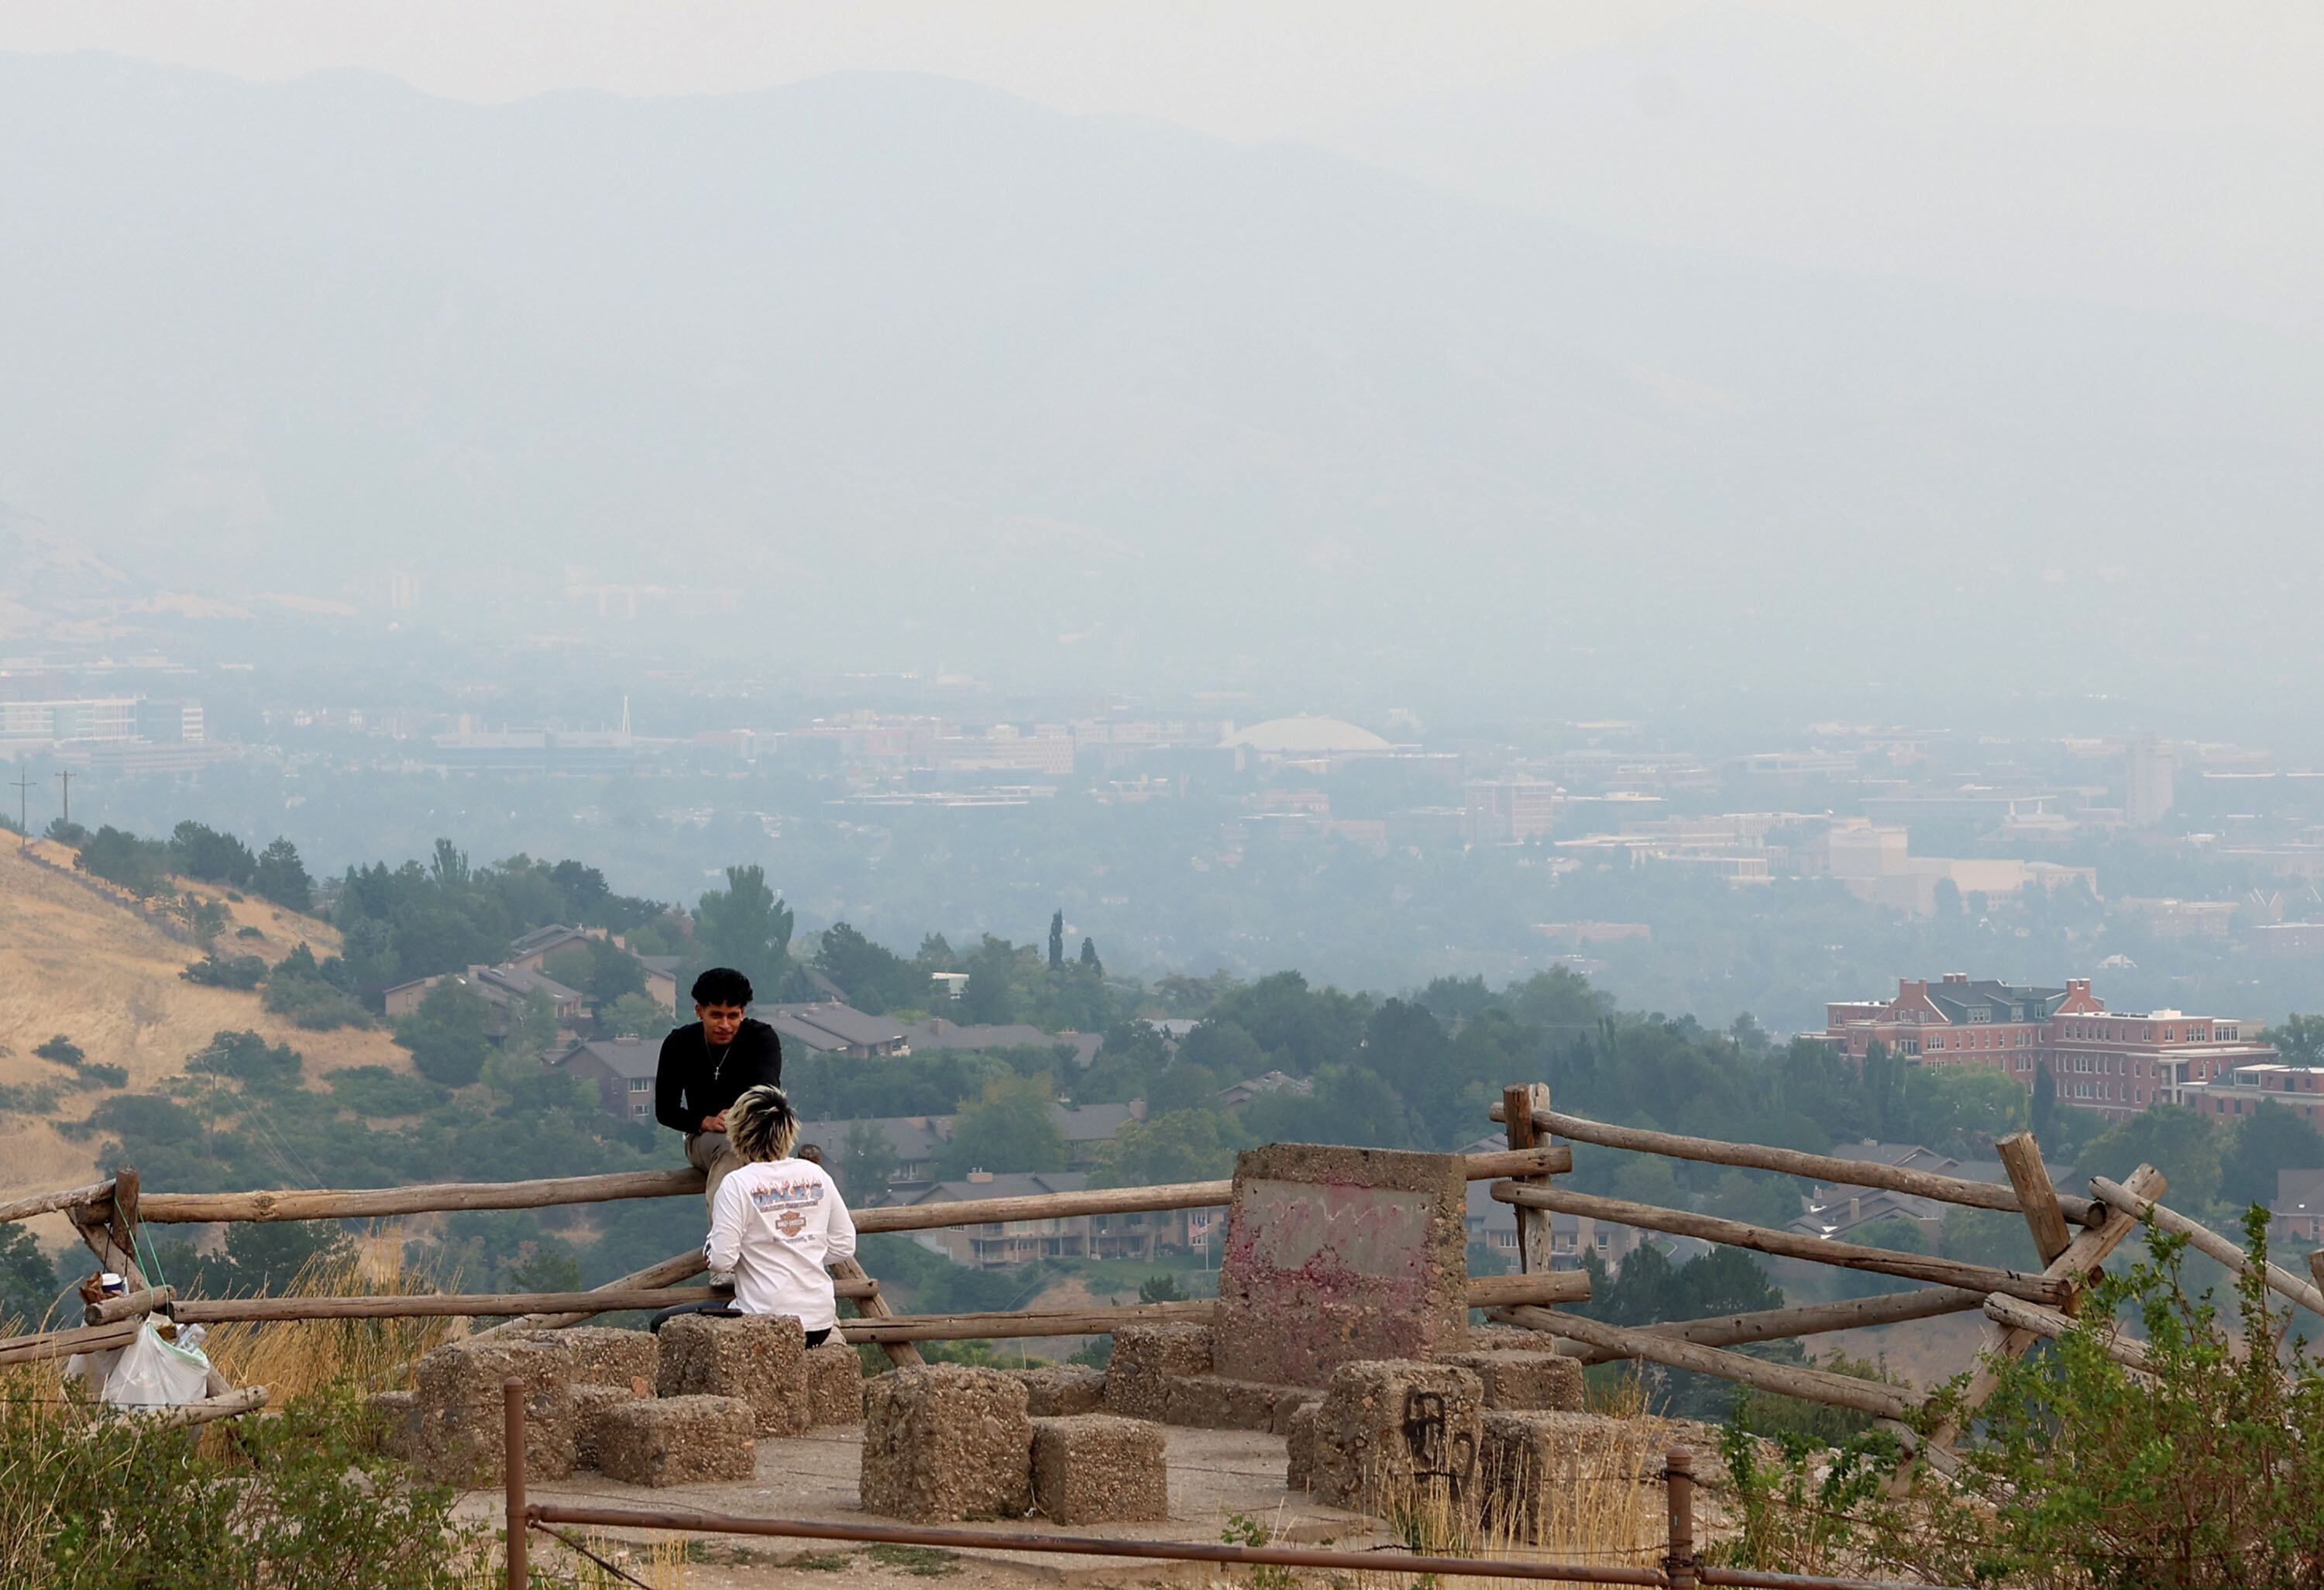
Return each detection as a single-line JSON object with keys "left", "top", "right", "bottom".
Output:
{"left": 1824, "top": 973, "right": 2275, "bottom": 1121}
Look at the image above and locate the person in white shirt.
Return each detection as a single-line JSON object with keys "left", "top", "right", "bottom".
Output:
{"left": 649, "top": 1084, "right": 858, "bottom": 1345}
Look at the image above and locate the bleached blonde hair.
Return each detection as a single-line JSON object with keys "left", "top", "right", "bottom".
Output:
{"left": 727, "top": 1084, "right": 801, "bottom": 1163}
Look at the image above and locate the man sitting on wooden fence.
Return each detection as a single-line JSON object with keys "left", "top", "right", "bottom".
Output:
{"left": 655, "top": 967, "right": 784, "bottom": 1212}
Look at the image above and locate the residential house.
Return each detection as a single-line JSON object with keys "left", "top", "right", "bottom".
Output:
{"left": 899, "top": 1017, "right": 1103, "bottom": 1069}
{"left": 2274, "top": 1168, "right": 2324, "bottom": 1244}
{"left": 764, "top": 1002, "right": 911, "bottom": 1058}
{"left": 1213, "top": 1070, "right": 1314, "bottom": 1111}
{"left": 1788, "top": 1141, "right": 2010, "bottom": 1245}
{"left": 1463, "top": 1179, "right": 1647, "bottom": 1272}
{"left": 382, "top": 962, "right": 585, "bottom": 1037}
{"left": 505, "top": 923, "right": 680, "bottom": 1011}
{"left": 901, "top": 1170, "right": 1194, "bottom": 1266}
{"left": 553, "top": 1038, "right": 662, "bottom": 1122}
{"left": 809, "top": 1102, "right": 1143, "bottom": 1197}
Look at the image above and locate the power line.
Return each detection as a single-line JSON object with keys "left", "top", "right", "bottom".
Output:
{"left": 54, "top": 768, "right": 74, "bottom": 829}
{"left": 7, "top": 772, "right": 29, "bottom": 848}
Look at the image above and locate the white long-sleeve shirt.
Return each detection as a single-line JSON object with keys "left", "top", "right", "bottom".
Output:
{"left": 704, "top": 1158, "right": 858, "bottom": 1332}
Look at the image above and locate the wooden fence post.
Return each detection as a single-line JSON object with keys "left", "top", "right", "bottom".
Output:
{"left": 1929, "top": 1161, "right": 2165, "bottom": 1453}
{"left": 504, "top": 1378, "right": 528, "bottom": 1590}
{"left": 833, "top": 1257, "right": 923, "bottom": 1368}
{"left": 1995, "top": 1132, "right": 2072, "bottom": 1265}
{"left": 1501, "top": 1083, "right": 1556, "bottom": 1275}
{"left": 69, "top": 1167, "right": 150, "bottom": 1293}
{"left": 1663, "top": 1445, "right": 1697, "bottom": 1590}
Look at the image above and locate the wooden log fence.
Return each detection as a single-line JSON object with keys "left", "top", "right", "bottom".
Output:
{"left": 1556, "top": 1286, "right": 1988, "bottom": 1364}
{"left": 2089, "top": 1174, "right": 2324, "bottom": 1320}
{"left": 86, "top": 1285, "right": 174, "bottom": 1326}
{"left": 0, "top": 1075, "right": 2242, "bottom": 1453}
{"left": 1494, "top": 1304, "right": 1917, "bottom": 1421}
{"left": 0, "top": 1179, "right": 115, "bottom": 1224}
{"left": 1490, "top": 1181, "right": 2072, "bottom": 1304}
{"left": 0, "top": 1317, "right": 142, "bottom": 1366}
{"left": 1490, "top": 1102, "right": 2106, "bottom": 1227}
{"left": 130, "top": 1144, "right": 1573, "bottom": 1229}
{"left": 1980, "top": 1293, "right": 2155, "bottom": 1378}
{"left": 170, "top": 1280, "right": 873, "bottom": 1323}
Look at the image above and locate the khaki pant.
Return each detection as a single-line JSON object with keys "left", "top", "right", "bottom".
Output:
{"left": 686, "top": 1131, "right": 747, "bottom": 1210}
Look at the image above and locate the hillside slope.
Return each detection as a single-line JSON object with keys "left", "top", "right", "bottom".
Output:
{"left": 0, "top": 840, "right": 418, "bottom": 1220}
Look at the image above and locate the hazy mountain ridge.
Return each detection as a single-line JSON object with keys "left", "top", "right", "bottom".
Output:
{"left": 2, "top": 52, "right": 2319, "bottom": 704}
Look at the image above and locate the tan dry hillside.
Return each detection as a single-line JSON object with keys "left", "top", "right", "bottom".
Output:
{"left": 0, "top": 838, "right": 419, "bottom": 1223}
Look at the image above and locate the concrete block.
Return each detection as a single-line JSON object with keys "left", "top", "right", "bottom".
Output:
{"left": 655, "top": 1313, "right": 809, "bottom": 1435}
{"left": 593, "top": 1396, "right": 758, "bottom": 1488}
{"left": 1285, "top": 1402, "right": 1318, "bottom": 1492}
{"left": 569, "top": 1382, "right": 643, "bottom": 1469}
{"left": 860, "top": 1365, "right": 1034, "bottom": 1522}
{"left": 1031, "top": 1414, "right": 1169, "bottom": 1524}
{"left": 369, "top": 1389, "right": 419, "bottom": 1461}
{"left": 1161, "top": 1375, "right": 1315, "bottom": 1433}
{"left": 1212, "top": 1144, "right": 1470, "bottom": 1387}
{"left": 1310, "top": 1359, "right": 1483, "bottom": 1519}
{"left": 1011, "top": 1364, "right": 1105, "bottom": 1416}
{"left": 1439, "top": 1351, "right": 1585, "bottom": 1412}
{"left": 1100, "top": 1323, "right": 1212, "bottom": 1422}
{"left": 513, "top": 1326, "right": 658, "bottom": 1389}
{"left": 805, "top": 1340, "right": 865, "bottom": 1427}
{"left": 412, "top": 1338, "right": 577, "bottom": 1485}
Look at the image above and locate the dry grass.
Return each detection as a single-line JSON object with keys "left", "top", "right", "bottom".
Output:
{"left": 205, "top": 1227, "right": 457, "bottom": 1399}
{"left": 454, "top": 1530, "right": 693, "bottom": 1589}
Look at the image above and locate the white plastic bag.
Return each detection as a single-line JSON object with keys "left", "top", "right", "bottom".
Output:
{"left": 102, "top": 1320, "right": 213, "bottom": 1409}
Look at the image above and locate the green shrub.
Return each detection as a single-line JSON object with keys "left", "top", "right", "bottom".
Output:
{"left": 0, "top": 1386, "right": 481, "bottom": 1586}
{"left": 182, "top": 952, "right": 267, "bottom": 989}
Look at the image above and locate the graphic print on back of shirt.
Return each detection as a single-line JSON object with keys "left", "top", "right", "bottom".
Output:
{"left": 751, "top": 1175, "right": 826, "bottom": 1241}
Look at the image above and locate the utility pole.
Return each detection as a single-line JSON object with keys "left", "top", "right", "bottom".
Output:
{"left": 8, "top": 773, "right": 29, "bottom": 849}
{"left": 54, "top": 768, "right": 74, "bottom": 831}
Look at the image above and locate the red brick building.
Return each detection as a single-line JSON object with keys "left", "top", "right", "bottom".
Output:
{"left": 1824, "top": 973, "right": 2274, "bottom": 1122}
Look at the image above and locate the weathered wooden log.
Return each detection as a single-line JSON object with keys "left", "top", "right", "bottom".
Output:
{"left": 132, "top": 1145, "right": 1568, "bottom": 1230}
{"left": 837, "top": 1272, "right": 1591, "bottom": 1345}
{"left": 481, "top": 1248, "right": 710, "bottom": 1337}
{"left": 0, "top": 1179, "right": 115, "bottom": 1225}
{"left": 1562, "top": 1287, "right": 1986, "bottom": 1364}
{"left": 1460, "top": 1271, "right": 1593, "bottom": 1309}
{"left": 138, "top": 1167, "right": 708, "bottom": 1224}
{"left": 2089, "top": 1175, "right": 2324, "bottom": 1320}
{"left": 117, "top": 1385, "right": 272, "bottom": 1430}
{"left": 1494, "top": 1305, "right": 1915, "bottom": 1420}
{"left": 1981, "top": 1292, "right": 2154, "bottom": 1378}
{"left": 832, "top": 1254, "right": 923, "bottom": 1368}
{"left": 1490, "top": 1182, "right": 2071, "bottom": 1304}
{"left": 172, "top": 1281, "right": 862, "bottom": 1323}
{"left": 85, "top": 1285, "right": 174, "bottom": 1326}
{"left": 70, "top": 1170, "right": 149, "bottom": 1293}
{"left": 856, "top": 1148, "right": 1570, "bottom": 1236}
{"left": 1929, "top": 1162, "right": 2165, "bottom": 1451}
{"left": 1995, "top": 1132, "right": 2072, "bottom": 1265}
{"left": 841, "top": 1299, "right": 1215, "bottom": 1343}
{"left": 1502, "top": 1082, "right": 1558, "bottom": 1275}
{"left": 0, "top": 1318, "right": 141, "bottom": 1366}
{"left": 1490, "top": 1103, "right": 2105, "bottom": 1227}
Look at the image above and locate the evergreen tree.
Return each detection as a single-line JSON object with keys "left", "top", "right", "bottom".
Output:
{"left": 1079, "top": 937, "right": 1102, "bottom": 975}
{"left": 395, "top": 978, "right": 493, "bottom": 1087}
{"left": 253, "top": 837, "right": 314, "bottom": 912}
{"left": 1048, "top": 910, "right": 1065, "bottom": 970}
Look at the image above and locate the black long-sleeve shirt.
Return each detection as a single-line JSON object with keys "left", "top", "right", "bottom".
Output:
{"left": 655, "top": 1018, "right": 783, "bottom": 1134}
